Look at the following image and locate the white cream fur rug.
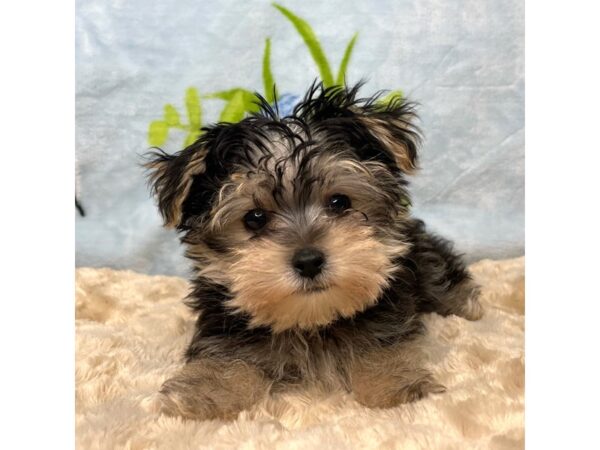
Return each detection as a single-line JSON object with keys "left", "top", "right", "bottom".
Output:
{"left": 76, "top": 257, "right": 524, "bottom": 449}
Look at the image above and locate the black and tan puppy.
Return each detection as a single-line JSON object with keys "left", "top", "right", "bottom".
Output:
{"left": 146, "top": 83, "right": 483, "bottom": 420}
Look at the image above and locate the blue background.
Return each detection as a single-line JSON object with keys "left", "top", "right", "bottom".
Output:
{"left": 75, "top": 0, "right": 524, "bottom": 276}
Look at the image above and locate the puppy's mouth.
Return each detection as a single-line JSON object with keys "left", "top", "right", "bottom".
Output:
{"left": 296, "top": 284, "right": 331, "bottom": 295}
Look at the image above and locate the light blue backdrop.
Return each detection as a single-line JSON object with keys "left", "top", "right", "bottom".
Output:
{"left": 75, "top": 0, "right": 524, "bottom": 277}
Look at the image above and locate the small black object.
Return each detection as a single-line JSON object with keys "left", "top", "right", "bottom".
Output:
{"left": 327, "top": 193, "right": 351, "bottom": 213}
{"left": 243, "top": 208, "right": 267, "bottom": 231}
{"left": 292, "top": 248, "right": 326, "bottom": 278}
{"left": 76, "top": 198, "right": 86, "bottom": 217}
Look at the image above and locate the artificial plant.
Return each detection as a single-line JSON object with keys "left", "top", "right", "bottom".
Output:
{"left": 148, "top": 3, "right": 401, "bottom": 148}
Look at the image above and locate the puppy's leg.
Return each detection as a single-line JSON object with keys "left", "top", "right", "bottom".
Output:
{"left": 351, "top": 344, "right": 445, "bottom": 409}
{"left": 158, "top": 359, "right": 270, "bottom": 420}
{"left": 435, "top": 277, "right": 484, "bottom": 321}
{"left": 409, "top": 221, "right": 484, "bottom": 321}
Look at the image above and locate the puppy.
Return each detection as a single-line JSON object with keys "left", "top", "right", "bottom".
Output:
{"left": 146, "top": 83, "right": 483, "bottom": 420}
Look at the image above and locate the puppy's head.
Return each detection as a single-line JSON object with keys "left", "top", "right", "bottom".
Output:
{"left": 147, "top": 83, "right": 420, "bottom": 332}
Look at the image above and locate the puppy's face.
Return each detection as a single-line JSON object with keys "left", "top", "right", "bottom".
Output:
{"left": 147, "top": 85, "right": 420, "bottom": 332}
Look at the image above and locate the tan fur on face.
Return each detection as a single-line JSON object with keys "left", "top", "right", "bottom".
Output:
{"left": 207, "top": 173, "right": 277, "bottom": 234}
{"left": 226, "top": 223, "right": 409, "bottom": 332}
{"left": 179, "top": 151, "right": 412, "bottom": 332}
{"left": 202, "top": 154, "right": 405, "bottom": 239}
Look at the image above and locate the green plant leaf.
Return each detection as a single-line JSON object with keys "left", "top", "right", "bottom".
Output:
{"left": 336, "top": 33, "right": 358, "bottom": 86}
{"left": 273, "top": 3, "right": 334, "bottom": 87}
{"left": 184, "top": 130, "right": 201, "bottom": 147}
{"left": 148, "top": 120, "right": 169, "bottom": 146}
{"left": 219, "top": 90, "right": 247, "bottom": 123}
{"left": 206, "top": 88, "right": 261, "bottom": 114}
{"left": 377, "top": 90, "right": 404, "bottom": 106}
{"left": 262, "top": 38, "right": 277, "bottom": 103}
{"left": 185, "top": 87, "right": 201, "bottom": 128}
{"left": 164, "top": 104, "right": 181, "bottom": 126}
{"left": 204, "top": 88, "right": 254, "bottom": 102}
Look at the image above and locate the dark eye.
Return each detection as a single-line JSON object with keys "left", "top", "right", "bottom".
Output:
{"left": 327, "top": 194, "right": 351, "bottom": 213}
{"left": 243, "top": 208, "right": 267, "bottom": 231}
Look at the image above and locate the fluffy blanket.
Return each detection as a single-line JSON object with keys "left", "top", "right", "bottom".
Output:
{"left": 76, "top": 257, "right": 524, "bottom": 449}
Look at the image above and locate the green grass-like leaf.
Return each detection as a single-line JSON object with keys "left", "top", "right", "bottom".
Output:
{"left": 204, "top": 88, "right": 253, "bottom": 102}
{"left": 336, "top": 33, "right": 358, "bottom": 86}
{"left": 185, "top": 87, "right": 201, "bottom": 128}
{"left": 399, "top": 196, "right": 412, "bottom": 208}
{"left": 147, "top": 5, "right": 393, "bottom": 149}
{"left": 273, "top": 3, "right": 334, "bottom": 87}
{"left": 377, "top": 90, "right": 404, "bottom": 106}
{"left": 164, "top": 104, "right": 181, "bottom": 126}
{"left": 263, "top": 38, "right": 277, "bottom": 103}
{"left": 219, "top": 90, "right": 247, "bottom": 123}
{"left": 205, "top": 88, "right": 261, "bottom": 114}
{"left": 148, "top": 120, "right": 169, "bottom": 146}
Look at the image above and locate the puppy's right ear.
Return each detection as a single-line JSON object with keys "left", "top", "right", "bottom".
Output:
{"left": 145, "top": 141, "right": 208, "bottom": 228}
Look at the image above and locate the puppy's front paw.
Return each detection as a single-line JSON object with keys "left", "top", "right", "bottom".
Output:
{"left": 157, "top": 359, "right": 269, "bottom": 420}
{"left": 458, "top": 284, "right": 484, "bottom": 321}
{"left": 353, "top": 371, "right": 445, "bottom": 409}
{"left": 393, "top": 375, "right": 446, "bottom": 404}
{"left": 443, "top": 279, "right": 484, "bottom": 321}
{"left": 157, "top": 379, "right": 217, "bottom": 420}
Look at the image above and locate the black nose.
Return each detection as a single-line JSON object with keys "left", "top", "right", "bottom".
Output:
{"left": 292, "top": 248, "right": 325, "bottom": 279}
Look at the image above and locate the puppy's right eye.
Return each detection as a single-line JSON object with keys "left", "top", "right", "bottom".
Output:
{"left": 327, "top": 194, "right": 351, "bottom": 214}
{"left": 243, "top": 208, "right": 267, "bottom": 231}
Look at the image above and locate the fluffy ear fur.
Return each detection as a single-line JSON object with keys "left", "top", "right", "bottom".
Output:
{"left": 295, "top": 83, "right": 421, "bottom": 173}
{"left": 145, "top": 141, "right": 208, "bottom": 228}
{"left": 355, "top": 99, "right": 420, "bottom": 174}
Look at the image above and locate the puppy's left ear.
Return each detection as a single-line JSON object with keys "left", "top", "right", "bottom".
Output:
{"left": 357, "top": 100, "right": 421, "bottom": 174}
{"left": 145, "top": 141, "right": 208, "bottom": 228}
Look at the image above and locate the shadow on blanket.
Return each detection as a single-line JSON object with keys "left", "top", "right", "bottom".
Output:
{"left": 76, "top": 257, "right": 524, "bottom": 449}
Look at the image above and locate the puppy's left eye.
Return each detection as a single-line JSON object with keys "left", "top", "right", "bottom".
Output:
{"left": 327, "top": 194, "right": 351, "bottom": 213}
{"left": 243, "top": 208, "right": 268, "bottom": 231}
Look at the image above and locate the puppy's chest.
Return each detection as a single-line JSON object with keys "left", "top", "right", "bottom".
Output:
{"left": 252, "top": 330, "right": 366, "bottom": 387}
